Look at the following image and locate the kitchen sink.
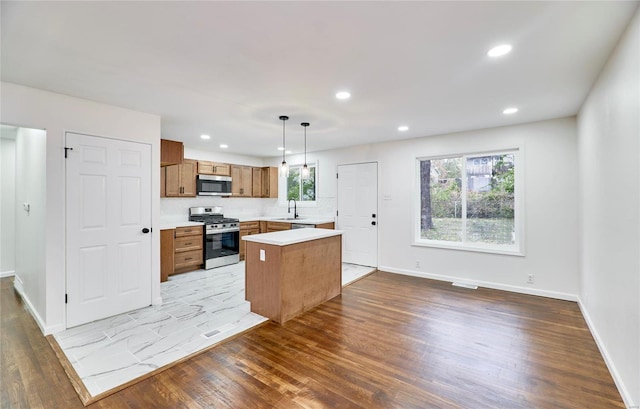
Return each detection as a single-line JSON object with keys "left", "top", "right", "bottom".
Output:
{"left": 273, "top": 217, "right": 306, "bottom": 221}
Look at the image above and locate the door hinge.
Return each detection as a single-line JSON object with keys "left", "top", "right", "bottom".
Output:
{"left": 336, "top": 172, "right": 338, "bottom": 179}
{"left": 65, "top": 294, "right": 68, "bottom": 304}
{"left": 64, "top": 147, "right": 74, "bottom": 158}
{"left": 336, "top": 210, "right": 339, "bottom": 216}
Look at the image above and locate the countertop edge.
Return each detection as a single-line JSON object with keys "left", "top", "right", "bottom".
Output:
{"left": 235, "top": 216, "right": 336, "bottom": 225}
{"left": 243, "top": 228, "right": 342, "bottom": 246}
{"left": 159, "top": 221, "right": 205, "bottom": 230}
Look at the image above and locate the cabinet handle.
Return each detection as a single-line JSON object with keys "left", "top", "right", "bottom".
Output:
{"left": 184, "top": 242, "right": 192, "bottom": 245}
{"left": 185, "top": 257, "right": 192, "bottom": 261}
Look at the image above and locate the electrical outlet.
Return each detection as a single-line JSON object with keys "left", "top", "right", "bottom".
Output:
{"left": 415, "top": 261, "right": 420, "bottom": 268}
{"left": 527, "top": 274, "right": 534, "bottom": 284}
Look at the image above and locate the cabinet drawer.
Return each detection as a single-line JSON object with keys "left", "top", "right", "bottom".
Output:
{"left": 266, "top": 221, "right": 291, "bottom": 232}
{"left": 240, "top": 221, "right": 260, "bottom": 231}
{"left": 175, "top": 235, "right": 202, "bottom": 252}
{"left": 175, "top": 249, "right": 203, "bottom": 269}
{"left": 175, "top": 225, "right": 203, "bottom": 238}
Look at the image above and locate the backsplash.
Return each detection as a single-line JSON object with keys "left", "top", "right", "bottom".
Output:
{"left": 160, "top": 196, "right": 336, "bottom": 221}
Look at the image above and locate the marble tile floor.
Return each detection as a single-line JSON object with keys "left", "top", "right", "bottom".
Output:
{"left": 342, "top": 262, "right": 376, "bottom": 286}
{"left": 54, "top": 261, "right": 376, "bottom": 398}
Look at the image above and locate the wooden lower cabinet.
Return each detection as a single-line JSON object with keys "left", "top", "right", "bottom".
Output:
{"left": 266, "top": 221, "right": 291, "bottom": 232}
{"left": 239, "top": 221, "right": 260, "bottom": 261}
{"left": 245, "top": 234, "right": 342, "bottom": 324}
{"left": 174, "top": 225, "right": 203, "bottom": 274}
{"left": 160, "top": 229, "right": 174, "bottom": 282}
{"left": 315, "top": 222, "right": 335, "bottom": 229}
{"left": 161, "top": 225, "right": 204, "bottom": 281}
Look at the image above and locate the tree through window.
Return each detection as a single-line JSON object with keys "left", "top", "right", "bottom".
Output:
{"left": 287, "top": 165, "right": 316, "bottom": 202}
{"left": 418, "top": 150, "right": 519, "bottom": 253}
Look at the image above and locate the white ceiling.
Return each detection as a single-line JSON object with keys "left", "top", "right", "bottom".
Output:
{"left": 1, "top": 1, "right": 637, "bottom": 158}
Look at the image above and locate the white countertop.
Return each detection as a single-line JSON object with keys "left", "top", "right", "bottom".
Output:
{"left": 242, "top": 228, "right": 342, "bottom": 246}
{"left": 159, "top": 221, "right": 204, "bottom": 230}
{"left": 236, "top": 216, "right": 335, "bottom": 225}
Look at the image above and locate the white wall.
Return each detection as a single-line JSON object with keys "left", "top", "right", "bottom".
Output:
{"left": 0, "top": 135, "right": 17, "bottom": 276}
{"left": 268, "top": 117, "right": 580, "bottom": 299}
{"left": 14, "top": 128, "right": 47, "bottom": 320}
{"left": 577, "top": 7, "right": 640, "bottom": 407}
{"left": 0, "top": 82, "right": 161, "bottom": 334}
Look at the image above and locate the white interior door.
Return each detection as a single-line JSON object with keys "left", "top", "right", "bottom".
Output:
{"left": 337, "top": 162, "right": 378, "bottom": 267}
{"left": 66, "top": 132, "right": 152, "bottom": 328}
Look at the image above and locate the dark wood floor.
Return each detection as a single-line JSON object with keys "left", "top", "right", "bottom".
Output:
{"left": 1, "top": 272, "right": 624, "bottom": 408}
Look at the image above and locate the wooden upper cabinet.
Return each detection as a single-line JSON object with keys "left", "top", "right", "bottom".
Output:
{"left": 231, "top": 165, "right": 253, "bottom": 197}
{"left": 250, "top": 167, "right": 278, "bottom": 198}
{"left": 261, "top": 167, "right": 278, "bottom": 198}
{"left": 160, "top": 167, "right": 166, "bottom": 198}
{"left": 197, "top": 161, "right": 231, "bottom": 176}
{"left": 161, "top": 139, "right": 184, "bottom": 166}
{"left": 181, "top": 159, "right": 197, "bottom": 196}
{"left": 165, "top": 159, "right": 197, "bottom": 197}
{"left": 252, "top": 168, "right": 262, "bottom": 197}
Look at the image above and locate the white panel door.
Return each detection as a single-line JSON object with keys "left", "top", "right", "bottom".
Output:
{"left": 337, "top": 162, "right": 378, "bottom": 267}
{"left": 66, "top": 132, "right": 152, "bottom": 327}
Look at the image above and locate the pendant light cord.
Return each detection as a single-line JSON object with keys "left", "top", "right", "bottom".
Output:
{"left": 279, "top": 115, "right": 289, "bottom": 164}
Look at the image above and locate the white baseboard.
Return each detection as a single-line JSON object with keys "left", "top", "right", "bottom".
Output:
{"left": 0, "top": 270, "right": 15, "bottom": 278}
{"left": 578, "top": 298, "right": 637, "bottom": 409}
{"left": 12, "top": 275, "right": 62, "bottom": 335}
{"left": 378, "top": 265, "right": 578, "bottom": 302}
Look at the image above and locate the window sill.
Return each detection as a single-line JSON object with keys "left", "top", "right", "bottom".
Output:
{"left": 412, "top": 240, "right": 524, "bottom": 257}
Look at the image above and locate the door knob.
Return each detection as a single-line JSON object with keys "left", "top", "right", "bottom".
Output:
{"left": 142, "top": 228, "right": 150, "bottom": 234}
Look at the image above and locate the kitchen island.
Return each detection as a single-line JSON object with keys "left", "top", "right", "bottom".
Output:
{"left": 243, "top": 228, "right": 342, "bottom": 324}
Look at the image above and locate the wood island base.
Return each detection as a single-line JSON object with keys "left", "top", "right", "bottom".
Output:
{"left": 244, "top": 234, "right": 342, "bottom": 324}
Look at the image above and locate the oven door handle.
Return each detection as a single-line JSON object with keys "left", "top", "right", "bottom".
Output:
{"left": 207, "top": 227, "right": 240, "bottom": 234}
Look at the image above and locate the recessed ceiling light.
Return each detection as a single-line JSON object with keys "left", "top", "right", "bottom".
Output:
{"left": 336, "top": 91, "right": 351, "bottom": 100}
{"left": 503, "top": 107, "right": 518, "bottom": 115}
{"left": 487, "top": 44, "right": 512, "bottom": 58}
{"left": 200, "top": 134, "right": 211, "bottom": 140}
{"left": 398, "top": 125, "right": 409, "bottom": 132}
{"left": 277, "top": 146, "right": 285, "bottom": 151}
{"left": 219, "top": 144, "right": 228, "bottom": 149}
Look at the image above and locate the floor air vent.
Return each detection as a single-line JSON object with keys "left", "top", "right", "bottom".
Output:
{"left": 203, "top": 323, "right": 236, "bottom": 338}
{"left": 452, "top": 282, "right": 478, "bottom": 290}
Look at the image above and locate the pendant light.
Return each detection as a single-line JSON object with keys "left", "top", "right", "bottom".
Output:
{"left": 279, "top": 115, "right": 289, "bottom": 177}
{"left": 301, "top": 122, "right": 310, "bottom": 179}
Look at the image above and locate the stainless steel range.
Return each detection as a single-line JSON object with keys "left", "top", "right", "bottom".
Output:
{"left": 189, "top": 207, "right": 240, "bottom": 269}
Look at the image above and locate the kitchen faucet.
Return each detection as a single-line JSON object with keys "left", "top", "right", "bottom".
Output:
{"left": 287, "top": 199, "right": 298, "bottom": 219}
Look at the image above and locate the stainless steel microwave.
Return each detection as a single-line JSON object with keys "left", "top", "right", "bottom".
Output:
{"left": 196, "top": 175, "right": 232, "bottom": 196}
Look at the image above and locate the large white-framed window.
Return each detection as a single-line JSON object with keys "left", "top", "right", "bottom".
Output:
{"left": 414, "top": 149, "right": 523, "bottom": 255}
{"left": 279, "top": 162, "right": 317, "bottom": 206}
